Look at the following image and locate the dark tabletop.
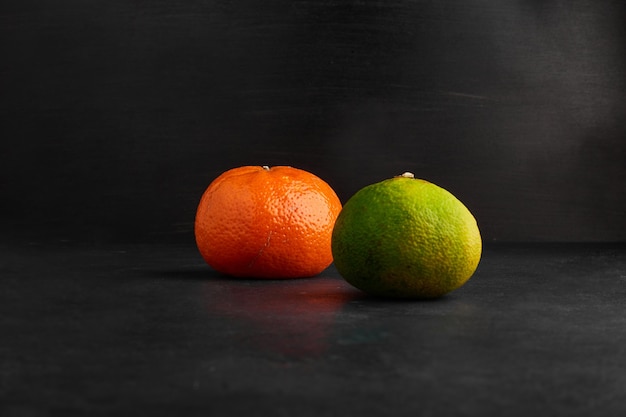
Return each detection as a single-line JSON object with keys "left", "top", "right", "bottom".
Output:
{"left": 2, "top": 242, "right": 626, "bottom": 416}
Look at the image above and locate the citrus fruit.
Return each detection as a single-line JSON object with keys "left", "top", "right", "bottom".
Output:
{"left": 331, "top": 172, "right": 482, "bottom": 298}
{"left": 195, "top": 165, "right": 342, "bottom": 278}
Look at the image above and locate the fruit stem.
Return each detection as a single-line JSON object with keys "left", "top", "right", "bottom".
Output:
{"left": 262, "top": 165, "right": 270, "bottom": 171}
{"left": 399, "top": 172, "right": 415, "bottom": 179}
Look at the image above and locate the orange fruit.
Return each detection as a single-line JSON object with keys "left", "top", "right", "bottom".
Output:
{"left": 331, "top": 172, "right": 482, "bottom": 298}
{"left": 195, "top": 165, "right": 342, "bottom": 278}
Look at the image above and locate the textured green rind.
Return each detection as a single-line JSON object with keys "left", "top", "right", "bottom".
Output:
{"left": 331, "top": 177, "right": 482, "bottom": 299}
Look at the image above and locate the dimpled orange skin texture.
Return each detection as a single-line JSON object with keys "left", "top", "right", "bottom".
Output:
{"left": 194, "top": 166, "right": 342, "bottom": 279}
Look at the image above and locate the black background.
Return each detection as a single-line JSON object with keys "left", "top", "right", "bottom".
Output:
{"left": 2, "top": 0, "right": 625, "bottom": 244}
{"left": 2, "top": 3, "right": 626, "bottom": 415}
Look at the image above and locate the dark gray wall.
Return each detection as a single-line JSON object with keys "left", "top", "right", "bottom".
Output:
{"left": 2, "top": 0, "right": 625, "bottom": 244}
